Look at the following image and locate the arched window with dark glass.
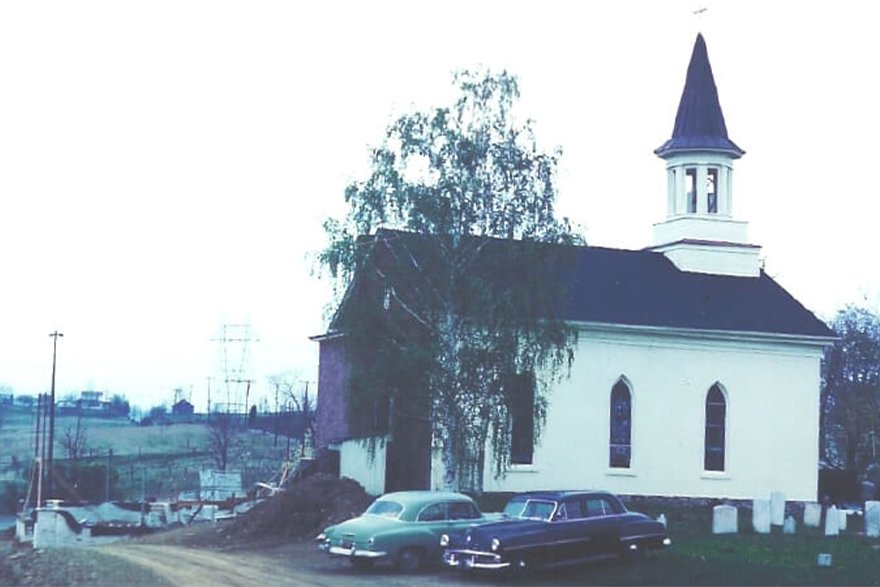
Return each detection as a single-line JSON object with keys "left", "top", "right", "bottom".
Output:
{"left": 609, "top": 380, "right": 632, "bottom": 468}
{"left": 510, "top": 373, "right": 535, "bottom": 465}
{"left": 704, "top": 384, "right": 726, "bottom": 472}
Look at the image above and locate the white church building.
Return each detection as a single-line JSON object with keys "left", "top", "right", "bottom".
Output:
{"left": 314, "top": 34, "right": 834, "bottom": 501}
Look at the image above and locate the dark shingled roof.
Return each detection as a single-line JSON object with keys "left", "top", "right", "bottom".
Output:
{"left": 564, "top": 245, "right": 832, "bottom": 338}
{"left": 655, "top": 33, "right": 745, "bottom": 158}
{"left": 357, "top": 229, "right": 831, "bottom": 339}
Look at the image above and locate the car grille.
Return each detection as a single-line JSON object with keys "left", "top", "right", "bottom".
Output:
{"left": 339, "top": 532, "right": 356, "bottom": 550}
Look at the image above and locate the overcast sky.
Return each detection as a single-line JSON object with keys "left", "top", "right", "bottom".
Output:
{"left": 1, "top": 1, "right": 877, "bottom": 411}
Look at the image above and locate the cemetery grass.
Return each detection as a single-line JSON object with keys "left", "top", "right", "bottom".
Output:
{"left": 516, "top": 504, "right": 880, "bottom": 586}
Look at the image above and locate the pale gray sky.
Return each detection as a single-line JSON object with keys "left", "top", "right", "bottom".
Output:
{"left": 1, "top": 1, "right": 877, "bottom": 410}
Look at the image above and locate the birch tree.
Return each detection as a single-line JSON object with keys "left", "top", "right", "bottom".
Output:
{"left": 321, "top": 70, "right": 581, "bottom": 492}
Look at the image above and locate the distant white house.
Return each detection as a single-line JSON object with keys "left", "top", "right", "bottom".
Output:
{"left": 314, "top": 34, "right": 834, "bottom": 500}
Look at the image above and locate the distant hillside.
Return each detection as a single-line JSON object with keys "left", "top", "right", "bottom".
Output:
{"left": 0, "top": 408, "right": 306, "bottom": 512}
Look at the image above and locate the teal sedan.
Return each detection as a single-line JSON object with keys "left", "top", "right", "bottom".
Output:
{"left": 317, "top": 490, "right": 487, "bottom": 571}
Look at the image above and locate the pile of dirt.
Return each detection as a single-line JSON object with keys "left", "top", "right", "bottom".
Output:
{"left": 227, "top": 474, "right": 373, "bottom": 541}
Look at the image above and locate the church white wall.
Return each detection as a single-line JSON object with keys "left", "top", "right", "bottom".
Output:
{"left": 656, "top": 242, "right": 762, "bottom": 277}
{"left": 653, "top": 216, "right": 749, "bottom": 246}
{"left": 338, "top": 437, "right": 387, "bottom": 496}
{"left": 483, "top": 324, "right": 826, "bottom": 502}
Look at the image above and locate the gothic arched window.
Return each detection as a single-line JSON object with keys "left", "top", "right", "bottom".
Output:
{"left": 510, "top": 373, "right": 535, "bottom": 465}
{"left": 609, "top": 380, "right": 632, "bottom": 468}
{"left": 704, "top": 384, "right": 726, "bottom": 472}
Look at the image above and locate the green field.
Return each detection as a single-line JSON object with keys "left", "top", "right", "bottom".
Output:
{"left": 0, "top": 408, "right": 301, "bottom": 510}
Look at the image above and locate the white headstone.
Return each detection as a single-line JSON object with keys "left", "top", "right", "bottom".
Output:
{"left": 817, "top": 553, "right": 832, "bottom": 567}
{"left": 804, "top": 502, "right": 822, "bottom": 528}
{"left": 713, "top": 505, "right": 738, "bottom": 534}
{"left": 783, "top": 515, "right": 796, "bottom": 534}
{"left": 770, "top": 491, "right": 785, "bottom": 526}
{"left": 824, "top": 505, "right": 840, "bottom": 536}
{"left": 752, "top": 499, "right": 771, "bottom": 534}
{"left": 838, "top": 508, "right": 848, "bottom": 532}
{"left": 865, "top": 501, "right": 880, "bottom": 538}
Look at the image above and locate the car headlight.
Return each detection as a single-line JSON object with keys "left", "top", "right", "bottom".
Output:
{"left": 491, "top": 538, "right": 501, "bottom": 552}
{"left": 440, "top": 534, "right": 449, "bottom": 547}
{"left": 315, "top": 533, "right": 326, "bottom": 542}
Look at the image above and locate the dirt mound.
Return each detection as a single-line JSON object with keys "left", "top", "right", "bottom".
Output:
{"left": 228, "top": 474, "right": 373, "bottom": 541}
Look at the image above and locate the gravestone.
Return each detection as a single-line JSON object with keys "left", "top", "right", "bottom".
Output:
{"left": 783, "top": 515, "right": 796, "bottom": 534}
{"left": 865, "top": 501, "right": 880, "bottom": 538}
{"left": 752, "top": 499, "right": 771, "bottom": 534}
{"left": 712, "top": 505, "right": 738, "bottom": 534}
{"left": 803, "top": 502, "right": 822, "bottom": 528}
{"left": 770, "top": 491, "right": 785, "bottom": 526}
{"left": 824, "top": 505, "right": 840, "bottom": 536}
{"left": 838, "top": 508, "right": 848, "bottom": 531}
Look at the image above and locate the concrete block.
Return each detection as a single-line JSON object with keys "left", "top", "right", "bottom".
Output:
{"left": 824, "top": 505, "right": 839, "bottom": 536}
{"left": 770, "top": 491, "right": 785, "bottom": 526}
{"left": 865, "top": 501, "right": 880, "bottom": 538}
{"left": 783, "top": 515, "right": 796, "bottom": 534}
{"left": 712, "top": 505, "right": 737, "bottom": 534}
{"left": 752, "top": 499, "right": 771, "bottom": 534}
{"left": 803, "top": 502, "right": 822, "bottom": 528}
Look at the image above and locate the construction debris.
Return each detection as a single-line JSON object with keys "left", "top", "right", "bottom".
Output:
{"left": 227, "top": 474, "right": 372, "bottom": 540}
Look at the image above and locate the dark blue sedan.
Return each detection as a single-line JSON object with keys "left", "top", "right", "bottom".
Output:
{"left": 442, "top": 490, "right": 670, "bottom": 572}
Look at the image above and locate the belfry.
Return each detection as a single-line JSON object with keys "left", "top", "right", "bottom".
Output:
{"left": 650, "top": 34, "right": 762, "bottom": 277}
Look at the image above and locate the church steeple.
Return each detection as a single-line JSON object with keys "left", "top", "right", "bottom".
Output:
{"left": 655, "top": 33, "right": 744, "bottom": 159}
{"left": 649, "top": 33, "right": 762, "bottom": 278}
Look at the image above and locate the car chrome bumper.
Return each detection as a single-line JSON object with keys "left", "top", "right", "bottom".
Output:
{"left": 318, "top": 541, "right": 387, "bottom": 559}
{"left": 444, "top": 549, "right": 510, "bottom": 570}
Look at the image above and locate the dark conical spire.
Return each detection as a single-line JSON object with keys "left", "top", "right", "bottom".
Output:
{"left": 655, "top": 34, "right": 744, "bottom": 158}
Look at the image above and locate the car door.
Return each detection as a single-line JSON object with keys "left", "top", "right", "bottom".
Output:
{"left": 549, "top": 497, "right": 596, "bottom": 564}
{"left": 413, "top": 502, "right": 450, "bottom": 559}
{"left": 583, "top": 496, "right": 623, "bottom": 557}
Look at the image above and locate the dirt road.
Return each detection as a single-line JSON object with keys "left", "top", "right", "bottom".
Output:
{"left": 100, "top": 541, "right": 484, "bottom": 587}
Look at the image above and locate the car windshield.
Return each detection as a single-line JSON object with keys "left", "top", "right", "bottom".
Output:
{"left": 504, "top": 499, "right": 556, "bottom": 521}
{"left": 365, "top": 499, "right": 404, "bottom": 519}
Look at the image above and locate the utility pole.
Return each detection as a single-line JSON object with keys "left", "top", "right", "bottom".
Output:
{"left": 40, "top": 395, "right": 48, "bottom": 492}
{"left": 106, "top": 448, "right": 113, "bottom": 502}
{"left": 47, "top": 331, "right": 63, "bottom": 498}
{"left": 34, "top": 394, "right": 42, "bottom": 461}
{"left": 33, "top": 394, "right": 43, "bottom": 508}
{"left": 273, "top": 382, "right": 279, "bottom": 447}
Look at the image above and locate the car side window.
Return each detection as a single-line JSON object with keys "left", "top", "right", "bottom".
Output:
{"left": 563, "top": 499, "right": 585, "bottom": 520}
{"left": 585, "top": 499, "right": 607, "bottom": 517}
{"left": 602, "top": 496, "right": 625, "bottom": 514}
{"left": 417, "top": 503, "right": 446, "bottom": 522}
{"left": 448, "top": 501, "right": 480, "bottom": 520}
